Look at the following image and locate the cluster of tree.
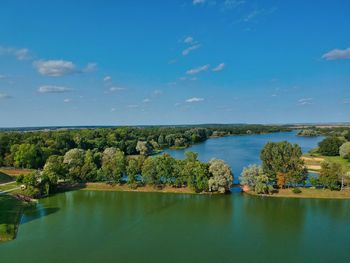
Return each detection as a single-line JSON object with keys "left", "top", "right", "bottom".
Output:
{"left": 240, "top": 141, "right": 307, "bottom": 193}
{"left": 17, "top": 149, "right": 234, "bottom": 197}
{"left": 240, "top": 140, "right": 348, "bottom": 194}
{"left": 297, "top": 129, "right": 320, "bottom": 137}
{"left": 0, "top": 125, "right": 289, "bottom": 169}
{"left": 309, "top": 161, "right": 344, "bottom": 190}
{"left": 317, "top": 134, "right": 350, "bottom": 161}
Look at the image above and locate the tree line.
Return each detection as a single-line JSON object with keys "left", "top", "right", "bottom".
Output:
{"left": 16, "top": 149, "right": 233, "bottom": 197}
{"left": 0, "top": 125, "right": 289, "bottom": 169}
{"left": 240, "top": 140, "right": 348, "bottom": 194}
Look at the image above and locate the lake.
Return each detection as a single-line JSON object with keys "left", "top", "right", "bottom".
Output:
{"left": 163, "top": 131, "right": 324, "bottom": 183}
{"left": 2, "top": 132, "right": 350, "bottom": 263}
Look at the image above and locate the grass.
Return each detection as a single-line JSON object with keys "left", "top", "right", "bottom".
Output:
{"left": 0, "top": 172, "right": 15, "bottom": 184}
{"left": 0, "top": 182, "right": 19, "bottom": 192}
{"left": 81, "top": 182, "right": 197, "bottom": 194}
{"left": 0, "top": 195, "right": 26, "bottom": 242}
{"left": 246, "top": 188, "right": 350, "bottom": 199}
{"left": 302, "top": 154, "right": 350, "bottom": 173}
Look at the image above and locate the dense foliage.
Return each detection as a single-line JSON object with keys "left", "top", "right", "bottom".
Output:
{"left": 260, "top": 141, "right": 307, "bottom": 187}
{"left": 0, "top": 125, "right": 289, "bottom": 169}
{"left": 16, "top": 150, "right": 233, "bottom": 197}
{"left": 318, "top": 137, "right": 344, "bottom": 156}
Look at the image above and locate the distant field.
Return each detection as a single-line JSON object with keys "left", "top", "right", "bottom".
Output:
{"left": 302, "top": 155, "right": 350, "bottom": 173}
{"left": 0, "top": 168, "right": 32, "bottom": 177}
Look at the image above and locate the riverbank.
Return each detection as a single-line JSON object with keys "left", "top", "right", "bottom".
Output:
{"left": 245, "top": 188, "right": 350, "bottom": 199}
{"left": 56, "top": 182, "right": 199, "bottom": 194}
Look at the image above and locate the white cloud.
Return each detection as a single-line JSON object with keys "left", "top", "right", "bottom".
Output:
{"left": 109, "top": 86, "right": 125, "bottom": 92}
{"left": 143, "top": 98, "right": 151, "bottom": 103}
{"left": 184, "top": 36, "right": 194, "bottom": 44}
{"left": 193, "top": 0, "right": 206, "bottom": 5}
{"left": 38, "top": 85, "right": 71, "bottom": 93}
{"left": 212, "top": 63, "right": 225, "bottom": 72}
{"left": 0, "top": 46, "right": 31, "bottom": 60}
{"left": 322, "top": 47, "right": 350, "bottom": 60}
{"left": 103, "top": 76, "right": 112, "bottom": 82}
{"left": 111, "top": 108, "right": 116, "bottom": 112}
{"left": 14, "top": 48, "right": 30, "bottom": 60}
{"left": 182, "top": 44, "right": 201, "bottom": 56}
{"left": 186, "top": 64, "right": 209, "bottom": 75}
{"left": 298, "top": 98, "right": 313, "bottom": 105}
{"left": 0, "top": 92, "right": 12, "bottom": 99}
{"left": 34, "top": 60, "right": 77, "bottom": 77}
{"left": 83, "top": 63, "right": 97, "bottom": 72}
{"left": 186, "top": 97, "right": 204, "bottom": 103}
{"left": 63, "top": 98, "right": 72, "bottom": 103}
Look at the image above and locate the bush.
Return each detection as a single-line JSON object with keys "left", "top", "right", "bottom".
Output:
{"left": 292, "top": 187, "right": 302, "bottom": 194}
{"left": 339, "top": 142, "right": 350, "bottom": 160}
{"left": 318, "top": 137, "right": 343, "bottom": 156}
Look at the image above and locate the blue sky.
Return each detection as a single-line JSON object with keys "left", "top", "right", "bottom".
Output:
{"left": 0, "top": 0, "right": 349, "bottom": 127}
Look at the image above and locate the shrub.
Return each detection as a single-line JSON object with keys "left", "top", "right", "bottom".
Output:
{"left": 292, "top": 187, "right": 302, "bottom": 194}
{"left": 318, "top": 137, "right": 343, "bottom": 156}
{"left": 339, "top": 142, "right": 350, "bottom": 160}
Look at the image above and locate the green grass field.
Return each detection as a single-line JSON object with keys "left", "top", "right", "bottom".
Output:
{"left": 0, "top": 182, "right": 19, "bottom": 192}
{"left": 0, "top": 172, "right": 15, "bottom": 184}
{"left": 0, "top": 195, "right": 26, "bottom": 241}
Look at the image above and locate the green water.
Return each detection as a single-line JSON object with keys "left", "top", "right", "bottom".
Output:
{"left": 1, "top": 132, "right": 349, "bottom": 262}
{"left": 1, "top": 191, "right": 350, "bottom": 262}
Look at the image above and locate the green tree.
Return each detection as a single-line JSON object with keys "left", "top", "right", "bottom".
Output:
{"left": 142, "top": 157, "right": 158, "bottom": 185}
{"left": 63, "top": 148, "right": 86, "bottom": 181}
{"left": 260, "top": 141, "right": 307, "bottom": 187}
{"left": 11, "top": 143, "right": 43, "bottom": 169}
{"left": 136, "top": 141, "right": 152, "bottom": 156}
{"left": 339, "top": 142, "right": 350, "bottom": 160}
{"left": 318, "top": 137, "right": 343, "bottom": 156}
{"left": 81, "top": 150, "right": 98, "bottom": 181}
{"left": 126, "top": 158, "right": 139, "bottom": 185}
{"left": 101, "top": 147, "right": 125, "bottom": 182}
{"left": 43, "top": 155, "right": 67, "bottom": 181}
{"left": 208, "top": 159, "right": 233, "bottom": 193}
{"left": 239, "top": 165, "right": 262, "bottom": 190}
{"left": 319, "top": 161, "right": 342, "bottom": 190}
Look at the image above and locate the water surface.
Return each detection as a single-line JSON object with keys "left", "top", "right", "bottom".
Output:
{"left": 3, "top": 132, "right": 346, "bottom": 263}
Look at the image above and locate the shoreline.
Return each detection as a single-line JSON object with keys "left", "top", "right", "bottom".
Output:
{"left": 58, "top": 182, "right": 207, "bottom": 195}
{"left": 244, "top": 188, "right": 350, "bottom": 200}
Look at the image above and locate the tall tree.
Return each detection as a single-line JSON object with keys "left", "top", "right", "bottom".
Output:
{"left": 63, "top": 148, "right": 86, "bottom": 181}
{"left": 319, "top": 161, "right": 342, "bottom": 190}
{"left": 260, "top": 141, "right": 307, "bottom": 187}
{"left": 208, "top": 159, "right": 233, "bottom": 193}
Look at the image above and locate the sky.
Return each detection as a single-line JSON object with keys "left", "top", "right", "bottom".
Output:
{"left": 0, "top": 0, "right": 349, "bottom": 127}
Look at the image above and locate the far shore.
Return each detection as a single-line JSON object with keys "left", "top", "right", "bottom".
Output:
{"left": 244, "top": 188, "right": 350, "bottom": 200}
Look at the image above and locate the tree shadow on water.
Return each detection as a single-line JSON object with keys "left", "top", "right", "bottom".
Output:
{"left": 20, "top": 205, "right": 60, "bottom": 225}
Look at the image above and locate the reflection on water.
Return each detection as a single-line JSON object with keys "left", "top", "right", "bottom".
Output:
{"left": 1, "top": 191, "right": 350, "bottom": 263}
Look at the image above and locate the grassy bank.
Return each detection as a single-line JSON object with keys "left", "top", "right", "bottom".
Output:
{"left": 0, "top": 195, "right": 27, "bottom": 242}
{"left": 302, "top": 154, "right": 350, "bottom": 173}
{"left": 81, "top": 182, "right": 197, "bottom": 194}
{"left": 0, "top": 182, "right": 19, "bottom": 192}
{"left": 245, "top": 188, "right": 350, "bottom": 199}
